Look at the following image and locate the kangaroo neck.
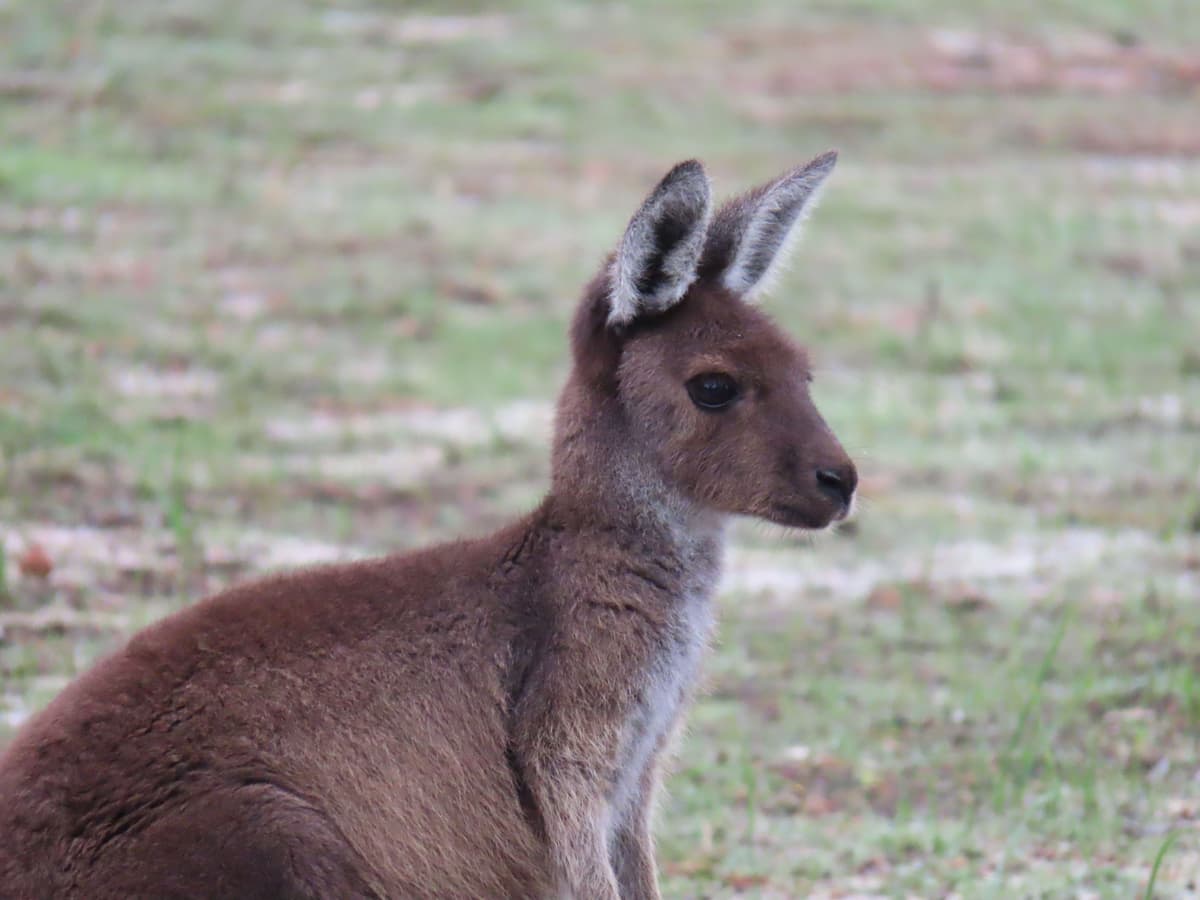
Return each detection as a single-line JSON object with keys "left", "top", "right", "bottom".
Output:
{"left": 546, "top": 383, "right": 727, "bottom": 593}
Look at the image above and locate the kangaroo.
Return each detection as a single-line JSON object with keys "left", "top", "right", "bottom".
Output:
{"left": 0, "top": 152, "right": 856, "bottom": 899}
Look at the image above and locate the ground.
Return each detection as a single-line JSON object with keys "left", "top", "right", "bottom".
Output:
{"left": 1, "top": 1, "right": 1199, "bottom": 896}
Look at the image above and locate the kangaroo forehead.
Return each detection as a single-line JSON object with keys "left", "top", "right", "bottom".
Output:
{"left": 631, "top": 288, "right": 810, "bottom": 375}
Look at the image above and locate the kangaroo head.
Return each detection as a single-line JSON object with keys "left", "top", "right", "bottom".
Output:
{"left": 563, "top": 153, "right": 856, "bottom": 530}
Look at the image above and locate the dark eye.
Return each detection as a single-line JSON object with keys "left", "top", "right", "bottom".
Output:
{"left": 686, "top": 373, "right": 739, "bottom": 411}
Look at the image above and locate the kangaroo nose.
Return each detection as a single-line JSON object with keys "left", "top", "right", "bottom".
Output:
{"left": 815, "top": 464, "right": 857, "bottom": 508}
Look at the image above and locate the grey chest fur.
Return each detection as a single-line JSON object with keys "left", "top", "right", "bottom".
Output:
{"left": 607, "top": 583, "right": 716, "bottom": 827}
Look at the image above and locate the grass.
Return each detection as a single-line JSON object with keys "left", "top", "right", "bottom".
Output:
{"left": 2, "top": 0, "right": 1200, "bottom": 895}
{"left": 1147, "top": 832, "right": 1183, "bottom": 900}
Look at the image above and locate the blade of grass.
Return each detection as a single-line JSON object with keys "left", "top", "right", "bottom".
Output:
{"left": 1144, "top": 830, "right": 1180, "bottom": 900}
{"left": 1002, "top": 603, "right": 1073, "bottom": 768}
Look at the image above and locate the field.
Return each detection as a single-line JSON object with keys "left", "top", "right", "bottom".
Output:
{"left": 2, "top": 1, "right": 1199, "bottom": 896}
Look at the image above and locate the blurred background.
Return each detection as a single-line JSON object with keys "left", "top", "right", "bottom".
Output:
{"left": 1, "top": 1, "right": 1198, "bottom": 895}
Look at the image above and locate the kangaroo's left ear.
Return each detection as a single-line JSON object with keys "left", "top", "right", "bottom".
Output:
{"left": 701, "top": 150, "right": 837, "bottom": 299}
{"left": 608, "top": 160, "right": 712, "bottom": 327}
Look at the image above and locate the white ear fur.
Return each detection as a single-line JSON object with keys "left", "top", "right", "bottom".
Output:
{"left": 608, "top": 160, "right": 712, "bottom": 327}
{"left": 720, "top": 150, "right": 837, "bottom": 299}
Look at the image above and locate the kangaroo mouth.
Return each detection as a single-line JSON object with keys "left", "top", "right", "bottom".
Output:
{"left": 769, "top": 501, "right": 842, "bottom": 530}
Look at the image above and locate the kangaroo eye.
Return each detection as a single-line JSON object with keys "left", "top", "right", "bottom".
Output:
{"left": 686, "top": 373, "right": 739, "bottom": 411}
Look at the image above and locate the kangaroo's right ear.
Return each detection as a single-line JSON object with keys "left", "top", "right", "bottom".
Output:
{"left": 607, "top": 160, "right": 712, "bottom": 328}
{"left": 700, "top": 151, "right": 837, "bottom": 301}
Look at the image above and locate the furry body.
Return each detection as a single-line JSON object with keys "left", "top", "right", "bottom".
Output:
{"left": 0, "top": 154, "right": 855, "bottom": 899}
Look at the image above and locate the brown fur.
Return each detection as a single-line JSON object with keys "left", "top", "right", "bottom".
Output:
{"left": 0, "top": 156, "right": 855, "bottom": 899}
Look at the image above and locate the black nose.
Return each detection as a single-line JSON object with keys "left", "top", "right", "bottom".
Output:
{"left": 815, "top": 465, "right": 857, "bottom": 507}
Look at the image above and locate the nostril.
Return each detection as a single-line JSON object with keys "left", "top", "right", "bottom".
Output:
{"left": 815, "top": 467, "right": 843, "bottom": 494}
{"left": 815, "top": 467, "right": 855, "bottom": 506}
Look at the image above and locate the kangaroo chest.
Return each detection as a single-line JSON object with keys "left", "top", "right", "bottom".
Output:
{"left": 609, "top": 588, "right": 715, "bottom": 819}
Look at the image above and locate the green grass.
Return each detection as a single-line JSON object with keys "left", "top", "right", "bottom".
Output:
{"left": 2, "top": 0, "right": 1199, "bottom": 895}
